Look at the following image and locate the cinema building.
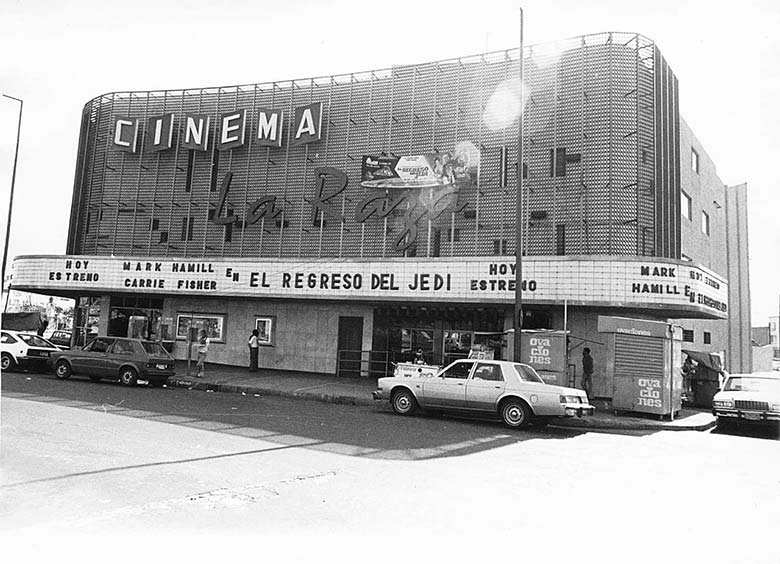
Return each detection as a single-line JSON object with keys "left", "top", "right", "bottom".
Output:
{"left": 11, "top": 32, "right": 752, "bottom": 397}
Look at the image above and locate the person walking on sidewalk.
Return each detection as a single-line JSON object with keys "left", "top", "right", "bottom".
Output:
{"left": 196, "top": 329, "right": 209, "bottom": 378}
{"left": 581, "top": 347, "right": 594, "bottom": 399}
{"left": 248, "top": 329, "right": 259, "bottom": 372}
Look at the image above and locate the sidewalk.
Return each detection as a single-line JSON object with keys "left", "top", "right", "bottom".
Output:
{"left": 167, "top": 361, "right": 716, "bottom": 432}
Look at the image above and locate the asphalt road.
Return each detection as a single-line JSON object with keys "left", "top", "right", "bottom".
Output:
{"left": 2, "top": 371, "right": 779, "bottom": 564}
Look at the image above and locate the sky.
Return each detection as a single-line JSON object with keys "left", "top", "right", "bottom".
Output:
{"left": 1, "top": 0, "right": 778, "bottom": 324}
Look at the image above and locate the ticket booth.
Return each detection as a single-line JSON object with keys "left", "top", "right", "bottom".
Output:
{"left": 597, "top": 316, "right": 682, "bottom": 417}
{"left": 518, "top": 330, "right": 569, "bottom": 386}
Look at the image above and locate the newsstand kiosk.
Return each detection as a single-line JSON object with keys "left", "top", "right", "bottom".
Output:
{"left": 597, "top": 316, "right": 683, "bottom": 418}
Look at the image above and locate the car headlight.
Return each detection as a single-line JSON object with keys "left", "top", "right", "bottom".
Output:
{"left": 713, "top": 399, "right": 733, "bottom": 408}
{"left": 560, "top": 395, "right": 582, "bottom": 404}
{"left": 771, "top": 403, "right": 780, "bottom": 412}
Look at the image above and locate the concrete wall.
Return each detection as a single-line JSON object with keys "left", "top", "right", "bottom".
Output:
{"left": 678, "top": 119, "right": 751, "bottom": 373}
{"left": 163, "top": 296, "right": 374, "bottom": 375}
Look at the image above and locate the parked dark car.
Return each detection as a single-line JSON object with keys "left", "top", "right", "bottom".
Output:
{"left": 51, "top": 336, "right": 175, "bottom": 387}
{"left": 48, "top": 330, "right": 73, "bottom": 349}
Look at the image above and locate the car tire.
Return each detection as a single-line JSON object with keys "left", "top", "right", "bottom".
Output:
{"left": 500, "top": 399, "right": 532, "bottom": 429}
{"left": 54, "top": 360, "right": 72, "bottom": 380}
{"left": 1, "top": 353, "right": 16, "bottom": 372}
{"left": 119, "top": 367, "right": 138, "bottom": 386}
{"left": 391, "top": 388, "right": 418, "bottom": 416}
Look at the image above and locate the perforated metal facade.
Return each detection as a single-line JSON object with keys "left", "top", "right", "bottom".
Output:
{"left": 67, "top": 32, "right": 680, "bottom": 260}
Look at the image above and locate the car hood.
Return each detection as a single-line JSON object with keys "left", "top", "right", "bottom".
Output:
{"left": 714, "top": 390, "right": 780, "bottom": 402}
{"left": 534, "top": 383, "right": 589, "bottom": 397}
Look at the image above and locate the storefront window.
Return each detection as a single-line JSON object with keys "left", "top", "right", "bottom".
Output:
{"left": 444, "top": 331, "right": 473, "bottom": 363}
{"left": 108, "top": 296, "right": 164, "bottom": 340}
{"left": 75, "top": 296, "right": 102, "bottom": 346}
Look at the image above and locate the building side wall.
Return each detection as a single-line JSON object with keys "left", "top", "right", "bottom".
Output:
{"left": 724, "top": 182, "right": 752, "bottom": 372}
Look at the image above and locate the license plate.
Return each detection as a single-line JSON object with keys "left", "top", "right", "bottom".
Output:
{"left": 156, "top": 364, "right": 167, "bottom": 370}
{"left": 743, "top": 412, "right": 761, "bottom": 421}
{"left": 40, "top": 352, "right": 49, "bottom": 357}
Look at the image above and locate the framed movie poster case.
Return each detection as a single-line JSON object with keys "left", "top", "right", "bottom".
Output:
{"left": 176, "top": 313, "right": 225, "bottom": 342}
{"left": 255, "top": 316, "right": 275, "bottom": 346}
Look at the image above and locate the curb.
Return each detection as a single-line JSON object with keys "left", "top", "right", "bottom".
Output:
{"left": 167, "top": 378, "right": 716, "bottom": 431}
{"left": 168, "top": 378, "right": 376, "bottom": 407}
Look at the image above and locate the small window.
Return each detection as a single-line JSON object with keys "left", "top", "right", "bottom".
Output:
{"left": 181, "top": 217, "right": 194, "bottom": 241}
{"left": 440, "top": 361, "right": 474, "bottom": 380}
{"left": 681, "top": 191, "right": 692, "bottom": 221}
{"left": 493, "top": 239, "right": 508, "bottom": 255}
{"left": 701, "top": 211, "right": 710, "bottom": 236}
{"left": 1, "top": 332, "right": 17, "bottom": 344}
{"left": 691, "top": 148, "right": 700, "bottom": 174}
{"left": 703, "top": 332, "right": 711, "bottom": 345}
{"left": 473, "top": 363, "right": 504, "bottom": 382}
{"left": 682, "top": 329, "right": 694, "bottom": 343}
{"left": 555, "top": 224, "right": 566, "bottom": 255}
{"left": 152, "top": 219, "right": 160, "bottom": 231}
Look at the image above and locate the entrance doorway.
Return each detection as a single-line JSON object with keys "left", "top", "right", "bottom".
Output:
{"left": 337, "top": 316, "right": 364, "bottom": 377}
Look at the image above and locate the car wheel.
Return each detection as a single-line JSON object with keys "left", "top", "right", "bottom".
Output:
{"left": 89, "top": 376, "right": 102, "bottom": 382}
{"left": 54, "top": 360, "right": 72, "bottom": 380}
{"left": 501, "top": 399, "right": 532, "bottom": 429}
{"left": 1, "top": 353, "right": 16, "bottom": 372}
{"left": 391, "top": 388, "right": 417, "bottom": 416}
{"left": 119, "top": 367, "right": 138, "bottom": 386}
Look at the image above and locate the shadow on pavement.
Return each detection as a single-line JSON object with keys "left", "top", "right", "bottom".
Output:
{"left": 709, "top": 421, "right": 779, "bottom": 441}
{"left": 2, "top": 372, "right": 608, "bottom": 463}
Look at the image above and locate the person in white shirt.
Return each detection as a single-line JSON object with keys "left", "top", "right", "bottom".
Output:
{"left": 248, "top": 329, "right": 259, "bottom": 372}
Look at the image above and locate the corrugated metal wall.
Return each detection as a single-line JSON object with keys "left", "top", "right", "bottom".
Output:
{"left": 68, "top": 32, "right": 680, "bottom": 261}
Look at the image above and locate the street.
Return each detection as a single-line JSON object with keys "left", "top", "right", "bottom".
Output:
{"left": 2, "top": 371, "right": 779, "bottom": 563}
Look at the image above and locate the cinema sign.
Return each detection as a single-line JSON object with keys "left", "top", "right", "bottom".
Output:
{"left": 112, "top": 102, "right": 323, "bottom": 153}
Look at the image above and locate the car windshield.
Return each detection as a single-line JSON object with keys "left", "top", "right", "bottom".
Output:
{"left": 513, "top": 364, "right": 545, "bottom": 383}
{"left": 141, "top": 341, "right": 172, "bottom": 358}
{"left": 724, "top": 377, "right": 780, "bottom": 394}
{"left": 17, "top": 334, "right": 56, "bottom": 348}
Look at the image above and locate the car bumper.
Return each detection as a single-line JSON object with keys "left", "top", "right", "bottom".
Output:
{"left": 562, "top": 405, "right": 596, "bottom": 418}
{"left": 372, "top": 389, "right": 385, "bottom": 400}
{"left": 712, "top": 408, "right": 780, "bottom": 423}
{"left": 17, "top": 356, "right": 53, "bottom": 370}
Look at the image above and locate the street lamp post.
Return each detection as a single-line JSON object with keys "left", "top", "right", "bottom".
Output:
{"left": 513, "top": 9, "right": 524, "bottom": 361}
{"left": 1, "top": 94, "right": 23, "bottom": 298}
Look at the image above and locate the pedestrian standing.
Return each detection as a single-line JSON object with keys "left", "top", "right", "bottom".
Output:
{"left": 196, "top": 329, "right": 209, "bottom": 378}
{"left": 581, "top": 347, "right": 594, "bottom": 399}
{"left": 248, "top": 329, "right": 259, "bottom": 372}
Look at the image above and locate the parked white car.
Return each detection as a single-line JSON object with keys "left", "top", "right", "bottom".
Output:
{"left": 1, "top": 330, "right": 62, "bottom": 372}
{"left": 373, "top": 359, "right": 594, "bottom": 428}
{"left": 712, "top": 372, "right": 780, "bottom": 427}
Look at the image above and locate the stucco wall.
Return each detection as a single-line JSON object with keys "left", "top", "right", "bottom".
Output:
{"left": 163, "top": 297, "right": 374, "bottom": 375}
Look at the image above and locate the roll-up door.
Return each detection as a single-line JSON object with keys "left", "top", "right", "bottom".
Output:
{"left": 614, "top": 334, "right": 664, "bottom": 380}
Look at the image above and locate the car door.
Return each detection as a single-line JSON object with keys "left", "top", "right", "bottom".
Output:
{"left": 421, "top": 360, "right": 473, "bottom": 408}
{"left": 106, "top": 339, "right": 136, "bottom": 375}
{"left": 76, "top": 337, "right": 114, "bottom": 375}
{"left": 466, "top": 362, "right": 506, "bottom": 411}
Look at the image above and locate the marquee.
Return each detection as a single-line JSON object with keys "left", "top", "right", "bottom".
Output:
{"left": 11, "top": 255, "right": 728, "bottom": 319}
